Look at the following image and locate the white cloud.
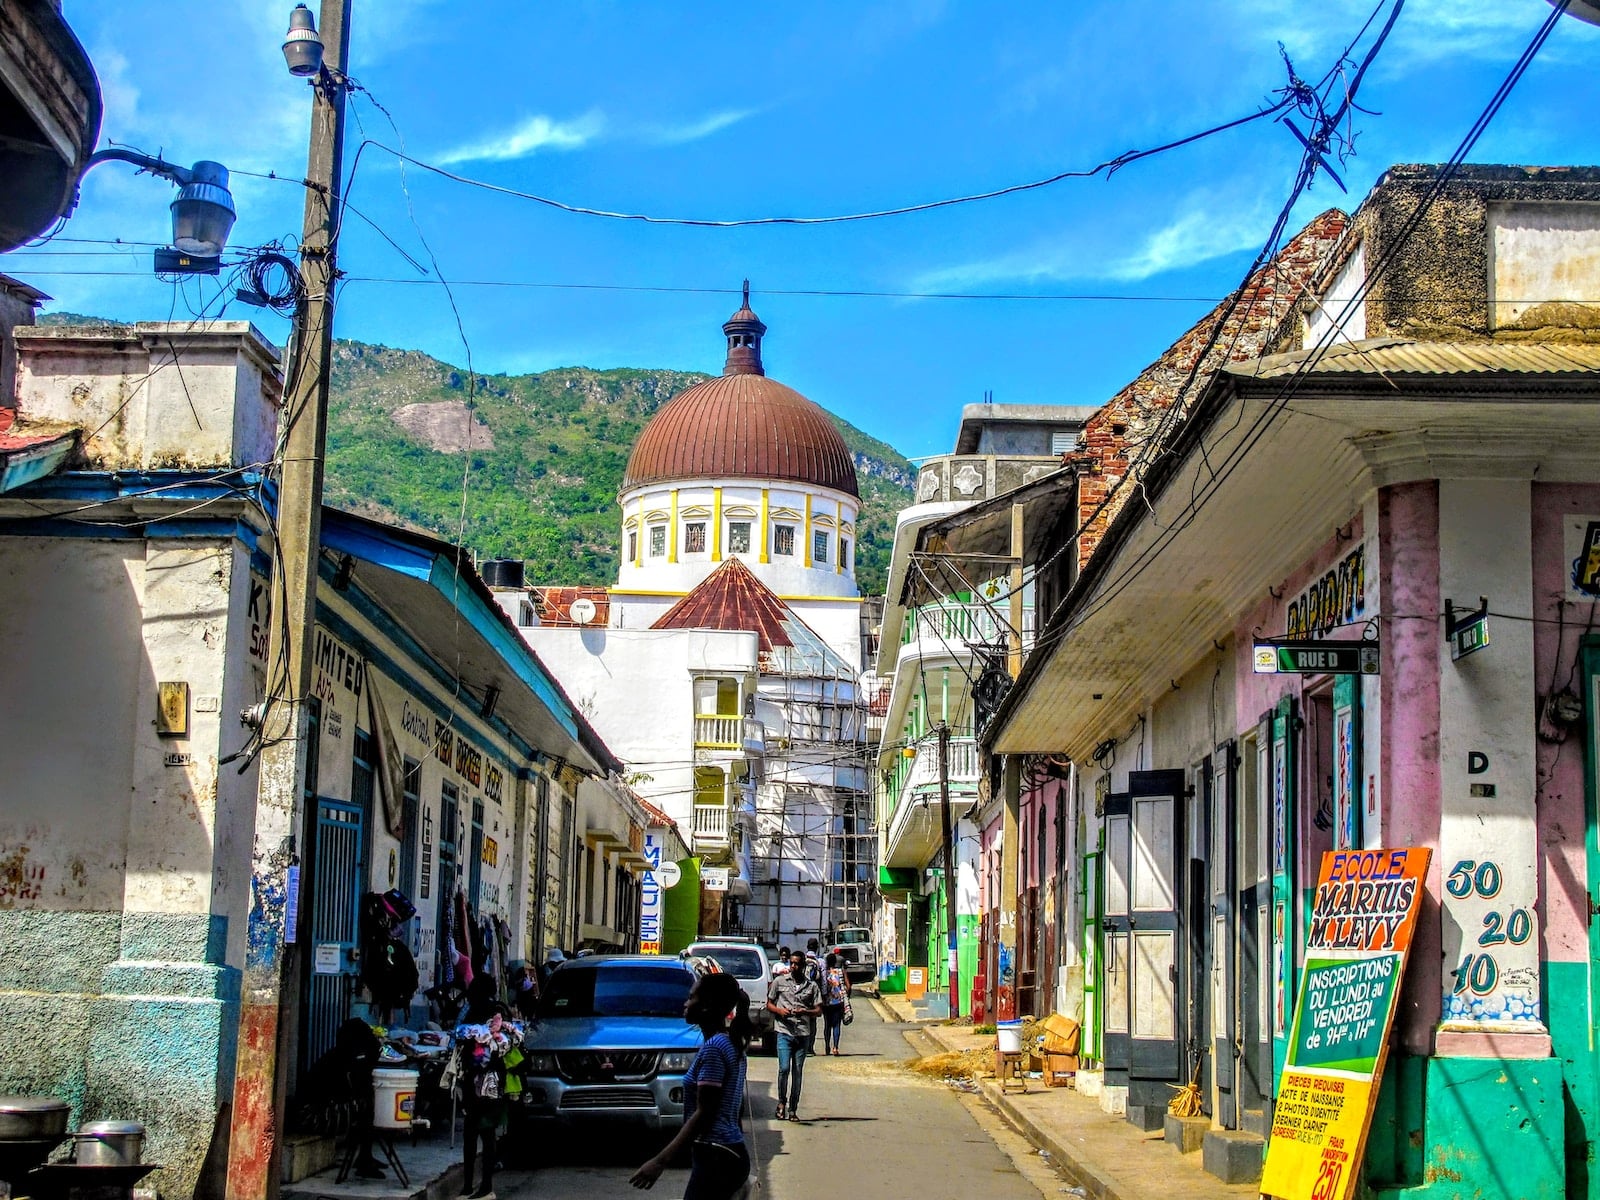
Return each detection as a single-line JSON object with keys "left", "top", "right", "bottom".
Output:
{"left": 93, "top": 48, "right": 141, "bottom": 130}
{"left": 915, "top": 201, "right": 1271, "bottom": 290}
{"left": 647, "top": 109, "right": 758, "bottom": 145}
{"left": 438, "top": 111, "right": 606, "bottom": 164}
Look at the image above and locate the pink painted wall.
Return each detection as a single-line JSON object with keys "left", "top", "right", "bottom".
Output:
{"left": 1378, "top": 481, "right": 1443, "bottom": 1053}
{"left": 1233, "top": 513, "right": 1367, "bottom": 731}
{"left": 1531, "top": 482, "right": 1600, "bottom": 966}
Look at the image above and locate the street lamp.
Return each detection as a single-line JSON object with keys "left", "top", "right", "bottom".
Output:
{"left": 1549, "top": 0, "right": 1600, "bottom": 24}
{"left": 281, "top": 4, "right": 325, "bottom": 77}
{"left": 80, "top": 147, "right": 237, "bottom": 272}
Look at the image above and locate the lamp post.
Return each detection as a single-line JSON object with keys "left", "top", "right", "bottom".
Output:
{"left": 225, "top": 3, "right": 351, "bottom": 1197}
{"left": 78, "top": 148, "right": 237, "bottom": 271}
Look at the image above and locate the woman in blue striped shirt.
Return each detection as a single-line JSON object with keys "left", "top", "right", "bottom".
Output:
{"left": 630, "top": 970, "right": 752, "bottom": 1199}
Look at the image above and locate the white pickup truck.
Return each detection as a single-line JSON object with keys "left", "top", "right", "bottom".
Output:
{"left": 827, "top": 926, "right": 877, "bottom": 982}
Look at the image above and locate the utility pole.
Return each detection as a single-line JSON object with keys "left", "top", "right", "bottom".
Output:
{"left": 227, "top": 4, "right": 352, "bottom": 1197}
{"left": 937, "top": 720, "right": 959, "bottom": 1017}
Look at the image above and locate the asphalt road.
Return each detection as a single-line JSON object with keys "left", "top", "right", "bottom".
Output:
{"left": 492, "top": 999, "right": 1061, "bottom": 1199}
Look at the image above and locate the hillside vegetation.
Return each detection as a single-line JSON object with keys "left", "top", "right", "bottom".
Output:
{"left": 323, "top": 340, "right": 912, "bottom": 594}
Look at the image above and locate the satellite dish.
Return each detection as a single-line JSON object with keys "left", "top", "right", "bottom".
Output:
{"left": 657, "top": 861, "right": 682, "bottom": 888}
{"left": 569, "top": 597, "right": 597, "bottom": 625}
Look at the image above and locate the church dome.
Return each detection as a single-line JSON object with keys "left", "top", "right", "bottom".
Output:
{"left": 622, "top": 286, "right": 860, "bottom": 499}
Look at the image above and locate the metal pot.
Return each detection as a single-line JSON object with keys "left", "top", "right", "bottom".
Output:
{"left": 74, "top": 1121, "right": 144, "bottom": 1167}
{"left": 0, "top": 1096, "right": 69, "bottom": 1142}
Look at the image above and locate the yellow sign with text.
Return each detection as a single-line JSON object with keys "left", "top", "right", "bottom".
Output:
{"left": 1260, "top": 846, "right": 1430, "bottom": 1200}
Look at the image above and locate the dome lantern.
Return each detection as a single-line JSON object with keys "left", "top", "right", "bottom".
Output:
{"left": 723, "top": 279, "right": 767, "bottom": 377}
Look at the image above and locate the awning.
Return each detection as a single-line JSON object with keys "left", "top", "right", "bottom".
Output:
{"left": 987, "top": 339, "right": 1600, "bottom": 760}
{"left": 320, "top": 507, "right": 621, "bottom": 776}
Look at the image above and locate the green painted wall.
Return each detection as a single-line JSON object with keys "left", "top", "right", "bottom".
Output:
{"left": 0, "top": 910, "right": 239, "bottom": 1200}
{"left": 1368, "top": 1055, "right": 1564, "bottom": 1200}
{"left": 1544, "top": 960, "right": 1598, "bottom": 1200}
{"left": 661, "top": 857, "right": 701, "bottom": 955}
{"left": 957, "top": 913, "right": 979, "bottom": 1014}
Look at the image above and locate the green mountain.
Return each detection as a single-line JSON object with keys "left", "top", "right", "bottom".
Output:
{"left": 324, "top": 341, "right": 913, "bottom": 595}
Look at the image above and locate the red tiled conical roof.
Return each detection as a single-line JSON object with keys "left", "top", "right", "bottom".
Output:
{"left": 650, "top": 557, "right": 795, "bottom": 653}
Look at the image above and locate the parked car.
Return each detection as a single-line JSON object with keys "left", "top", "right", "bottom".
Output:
{"left": 829, "top": 925, "right": 877, "bottom": 982}
{"left": 685, "top": 940, "right": 776, "bottom": 1053}
{"left": 517, "top": 955, "right": 703, "bottom": 1129}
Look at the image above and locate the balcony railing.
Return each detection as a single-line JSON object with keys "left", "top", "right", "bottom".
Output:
{"left": 883, "top": 734, "right": 981, "bottom": 823}
{"left": 694, "top": 714, "right": 743, "bottom": 750}
{"left": 902, "top": 601, "right": 1005, "bottom": 652}
{"left": 693, "top": 803, "right": 730, "bottom": 849}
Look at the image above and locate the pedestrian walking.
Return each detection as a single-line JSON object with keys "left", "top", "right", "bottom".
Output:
{"left": 771, "top": 945, "right": 791, "bottom": 978}
{"left": 630, "top": 971, "right": 753, "bottom": 1199}
{"left": 820, "top": 952, "right": 851, "bottom": 1056}
{"left": 766, "top": 951, "right": 821, "bottom": 1120}
{"left": 456, "top": 976, "right": 521, "bottom": 1199}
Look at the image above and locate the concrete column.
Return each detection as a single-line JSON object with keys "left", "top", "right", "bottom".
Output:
{"left": 1434, "top": 479, "right": 1547, "bottom": 1056}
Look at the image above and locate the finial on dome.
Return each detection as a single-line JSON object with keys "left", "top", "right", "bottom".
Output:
{"left": 722, "top": 281, "right": 767, "bottom": 376}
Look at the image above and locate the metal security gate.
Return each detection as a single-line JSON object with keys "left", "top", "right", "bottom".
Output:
{"left": 304, "top": 797, "right": 366, "bottom": 1069}
{"left": 1126, "top": 769, "right": 1186, "bottom": 1115}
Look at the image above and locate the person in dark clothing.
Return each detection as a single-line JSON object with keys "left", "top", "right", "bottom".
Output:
{"left": 457, "top": 977, "right": 519, "bottom": 1199}
{"left": 299, "top": 1018, "right": 384, "bottom": 1178}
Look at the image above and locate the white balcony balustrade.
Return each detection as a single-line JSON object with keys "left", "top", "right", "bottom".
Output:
{"left": 693, "top": 803, "right": 731, "bottom": 849}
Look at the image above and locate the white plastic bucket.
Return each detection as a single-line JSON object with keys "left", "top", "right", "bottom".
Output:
{"left": 372, "top": 1068, "right": 419, "bottom": 1130}
{"left": 996, "top": 1020, "right": 1024, "bottom": 1054}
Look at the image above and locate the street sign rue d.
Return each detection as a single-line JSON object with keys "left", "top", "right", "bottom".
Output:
{"left": 1253, "top": 639, "right": 1380, "bottom": 676}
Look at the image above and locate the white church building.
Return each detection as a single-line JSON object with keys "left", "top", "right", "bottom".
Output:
{"left": 493, "top": 290, "right": 875, "bottom": 949}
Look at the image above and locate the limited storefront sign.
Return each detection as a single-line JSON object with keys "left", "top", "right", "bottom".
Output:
{"left": 1260, "top": 846, "right": 1430, "bottom": 1200}
{"left": 639, "top": 832, "right": 666, "bottom": 954}
{"left": 1253, "top": 639, "right": 1379, "bottom": 676}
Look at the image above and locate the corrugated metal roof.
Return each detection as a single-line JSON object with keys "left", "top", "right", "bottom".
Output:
{"left": 651, "top": 557, "right": 854, "bottom": 677}
{"left": 1234, "top": 338, "right": 1600, "bottom": 380}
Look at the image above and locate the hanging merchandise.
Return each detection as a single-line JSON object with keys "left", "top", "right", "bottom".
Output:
{"left": 358, "top": 892, "right": 420, "bottom": 1014}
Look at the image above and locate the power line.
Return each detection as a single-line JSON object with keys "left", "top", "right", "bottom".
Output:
{"left": 1025, "top": 0, "right": 1572, "bottom": 668}
{"left": 345, "top": 89, "right": 1299, "bottom": 230}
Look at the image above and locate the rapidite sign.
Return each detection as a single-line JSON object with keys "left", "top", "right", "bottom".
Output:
{"left": 1260, "top": 846, "right": 1431, "bottom": 1200}
{"left": 639, "top": 832, "right": 665, "bottom": 955}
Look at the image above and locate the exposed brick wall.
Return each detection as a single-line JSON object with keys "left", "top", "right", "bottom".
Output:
{"left": 1071, "top": 209, "right": 1349, "bottom": 569}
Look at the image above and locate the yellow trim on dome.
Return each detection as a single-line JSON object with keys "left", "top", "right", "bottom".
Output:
{"left": 760, "top": 489, "right": 770, "bottom": 564}
{"left": 669, "top": 490, "right": 679, "bottom": 563}
{"left": 712, "top": 487, "right": 723, "bottom": 562}
{"left": 836, "top": 498, "right": 844, "bottom": 574}
{"left": 803, "top": 494, "right": 813, "bottom": 568}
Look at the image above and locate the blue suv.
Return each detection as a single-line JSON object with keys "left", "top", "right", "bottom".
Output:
{"left": 518, "top": 955, "right": 704, "bottom": 1129}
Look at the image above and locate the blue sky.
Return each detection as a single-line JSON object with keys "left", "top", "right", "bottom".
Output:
{"left": 18, "top": 1, "right": 1600, "bottom": 459}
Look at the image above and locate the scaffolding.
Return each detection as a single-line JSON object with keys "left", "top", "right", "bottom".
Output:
{"left": 727, "top": 623, "right": 879, "bottom": 946}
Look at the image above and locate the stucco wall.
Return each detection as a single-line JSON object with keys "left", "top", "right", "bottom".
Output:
{"left": 0, "top": 534, "right": 253, "bottom": 1198}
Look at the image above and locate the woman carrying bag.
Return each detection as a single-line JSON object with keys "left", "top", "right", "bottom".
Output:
{"left": 820, "top": 953, "right": 852, "bottom": 1056}
{"left": 630, "top": 971, "right": 752, "bottom": 1200}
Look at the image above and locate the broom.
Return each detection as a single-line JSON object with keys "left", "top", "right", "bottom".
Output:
{"left": 1167, "top": 1058, "right": 1203, "bottom": 1118}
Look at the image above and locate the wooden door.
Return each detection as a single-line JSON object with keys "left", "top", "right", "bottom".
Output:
{"left": 1269, "top": 698, "right": 1298, "bottom": 1094}
{"left": 1211, "top": 742, "right": 1238, "bottom": 1128}
{"left": 1101, "top": 792, "right": 1131, "bottom": 1088}
{"left": 1239, "top": 720, "right": 1273, "bottom": 1113}
{"left": 1127, "top": 769, "right": 1186, "bottom": 1105}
